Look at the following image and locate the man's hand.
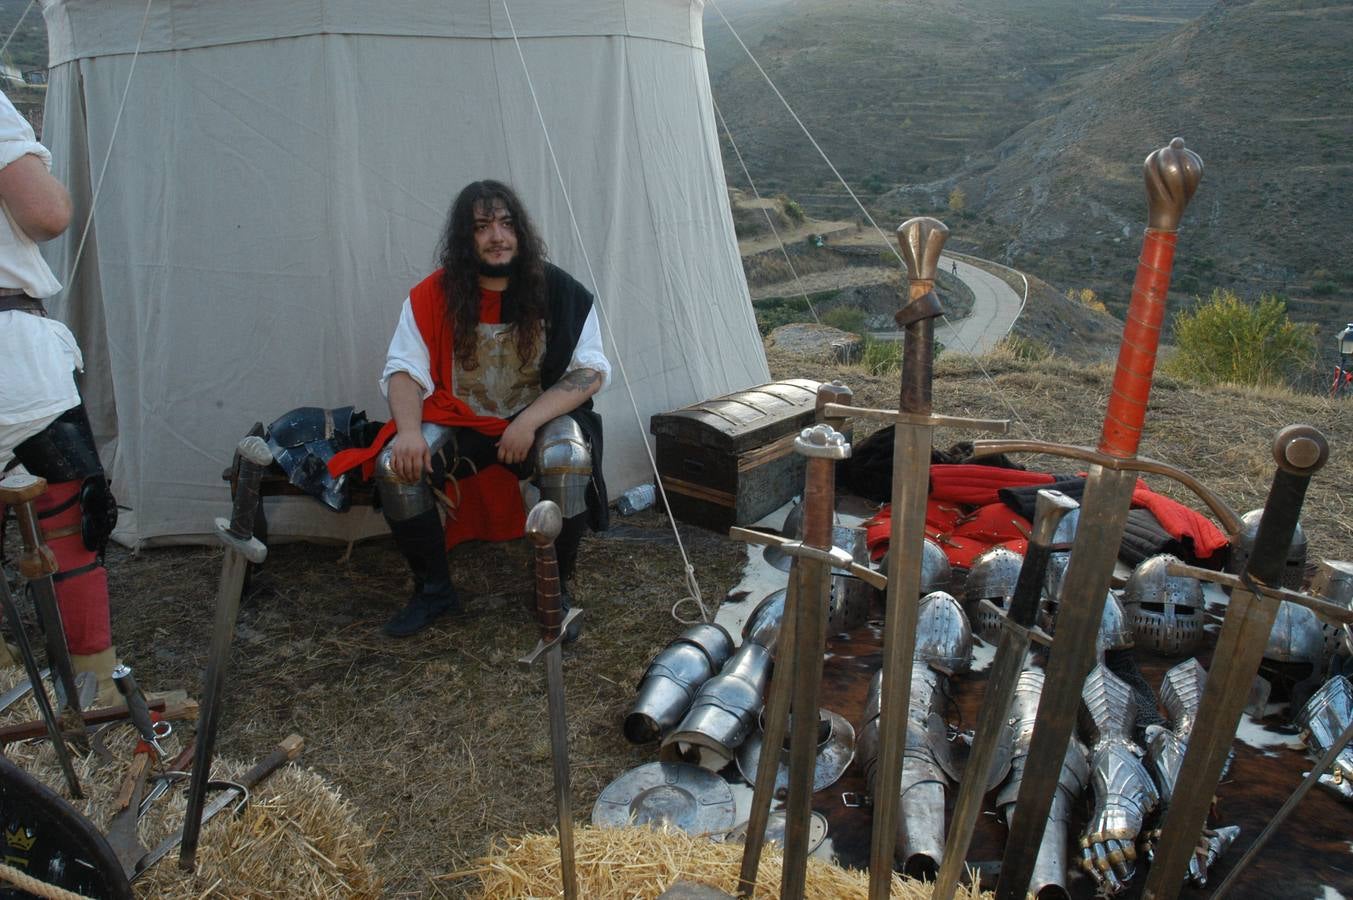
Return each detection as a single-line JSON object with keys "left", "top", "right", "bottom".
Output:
{"left": 389, "top": 429, "right": 431, "bottom": 483}
{"left": 497, "top": 418, "right": 536, "bottom": 465}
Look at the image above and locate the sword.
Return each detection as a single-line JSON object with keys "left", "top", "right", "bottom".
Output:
{"left": 866, "top": 217, "right": 1010, "bottom": 900}
{"left": 0, "top": 572, "right": 82, "bottom": 796}
{"left": 986, "top": 137, "right": 1203, "bottom": 900}
{"left": 179, "top": 435, "right": 272, "bottom": 871}
{"left": 0, "top": 472, "right": 85, "bottom": 716}
{"left": 137, "top": 733, "right": 304, "bottom": 879}
{"left": 518, "top": 500, "right": 581, "bottom": 900}
{"left": 736, "top": 384, "right": 854, "bottom": 898}
{"left": 932, "top": 488, "right": 1078, "bottom": 899}
{"left": 1142, "top": 425, "right": 1328, "bottom": 898}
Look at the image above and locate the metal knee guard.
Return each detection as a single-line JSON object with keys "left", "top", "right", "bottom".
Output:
{"left": 375, "top": 422, "right": 457, "bottom": 522}
{"left": 534, "top": 415, "right": 591, "bottom": 518}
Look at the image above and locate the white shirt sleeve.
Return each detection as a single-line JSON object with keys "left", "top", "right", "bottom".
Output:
{"left": 0, "top": 90, "right": 50, "bottom": 170}
{"left": 566, "top": 306, "right": 611, "bottom": 391}
{"left": 379, "top": 298, "right": 434, "bottom": 399}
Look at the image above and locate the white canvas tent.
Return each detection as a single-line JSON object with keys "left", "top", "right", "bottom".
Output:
{"left": 37, "top": 0, "right": 769, "bottom": 546}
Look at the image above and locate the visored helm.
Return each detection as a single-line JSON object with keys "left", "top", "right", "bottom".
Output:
{"left": 964, "top": 547, "right": 1024, "bottom": 642}
{"left": 1228, "top": 508, "right": 1308, "bottom": 591}
{"left": 1122, "top": 554, "right": 1204, "bottom": 657}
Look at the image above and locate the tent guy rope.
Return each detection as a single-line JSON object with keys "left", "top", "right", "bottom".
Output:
{"left": 0, "top": 0, "right": 35, "bottom": 63}
{"left": 498, "top": 0, "right": 711, "bottom": 625}
{"left": 708, "top": 0, "right": 1044, "bottom": 444}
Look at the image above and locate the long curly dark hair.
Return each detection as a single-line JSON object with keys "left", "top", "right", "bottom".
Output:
{"left": 437, "top": 180, "right": 548, "bottom": 370}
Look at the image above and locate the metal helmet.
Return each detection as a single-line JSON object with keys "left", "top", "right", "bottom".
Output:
{"left": 1122, "top": 554, "right": 1205, "bottom": 657}
{"left": 624, "top": 623, "right": 735, "bottom": 744}
{"left": 591, "top": 762, "right": 737, "bottom": 836}
{"left": 914, "top": 591, "right": 974, "bottom": 674}
{"left": 964, "top": 547, "right": 1024, "bottom": 641}
{"left": 880, "top": 538, "right": 952, "bottom": 598}
{"left": 662, "top": 642, "right": 773, "bottom": 767}
{"left": 828, "top": 573, "right": 874, "bottom": 636}
{"left": 1264, "top": 600, "right": 1327, "bottom": 668}
{"left": 1096, "top": 591, "right": 1135, "bottom": 654}
{"left": 778, "top": 497, "right": 842, "bottom": 540}
{"left": 534, "top": 415, "right": 592, "bottom": 518}
{"left": 1229, "top": 508, "right": 1308, "bottom": 591}
{"left": 1309, "top": 560, "right": 1353, "bottom": 656}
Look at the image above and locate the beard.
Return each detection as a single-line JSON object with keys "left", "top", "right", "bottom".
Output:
{"left": 478, "top": 258, "right": 516, "bottom": 278}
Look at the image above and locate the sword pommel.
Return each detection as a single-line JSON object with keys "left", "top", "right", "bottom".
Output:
{"left": 794, "top": 424, "right": 850, "bottom": 461}
{"left": 1273, "top": 424, "right": 1328, "bottom": 475}
{"left": 896, "top": 216, "right": 949, "bottom": 285}
{"left": 526, "top": 500, "right": 564, "bottom": 546}
{"left": 1030, "top": 489, "right": 1080, "bottom": 549}
{"left": 223, "top": 436, "right": 273, "bottom": 555}
{"left": 1144, "top": 137, "right": 1203, "bottom": 232}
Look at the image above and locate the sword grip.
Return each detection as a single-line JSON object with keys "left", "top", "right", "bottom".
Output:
{"left": 112, "top": 664, "right": 159, "bottom": 751}
{"left": 526, "top": 501, "right": 564, "bottom": 642}
{"left": 226, "top": 436, "right": 273, "bottom": 542}
{"left": 1100, "top": 138, "right": 1203, "bottom": 459}
{"left": 0, "top": 475, "right": 59, "bottom": 579}
{"left": 1246, "top": 426, "right": 1328, "bottom": 587}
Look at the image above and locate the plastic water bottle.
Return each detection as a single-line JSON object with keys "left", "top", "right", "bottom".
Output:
{"left": 618, "top": 483, "right": 657, "bottom": 516}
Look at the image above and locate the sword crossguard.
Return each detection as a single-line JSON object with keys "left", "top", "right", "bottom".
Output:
{"left": 1165, "top": 561, "right": 1353, "bottom": 626}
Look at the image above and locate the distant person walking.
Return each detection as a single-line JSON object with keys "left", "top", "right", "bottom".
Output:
{"left": 951, "top": 260, "right": 958, "bottom": 275}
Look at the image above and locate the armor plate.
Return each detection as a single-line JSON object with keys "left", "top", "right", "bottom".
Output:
{"left": 1310, "top": 560, "right": 1353, "bottom": 656}
{"left": 266, "top": 405, "right": 374, "bottom": 512}
{"left": 742, "top": 589, "right": 786, "bottom": 652}
{"left": 1079, "top": 663, "right": 1138, "bottom": 752}
{"left": 1159, "top": 657, "right": 1206, "bottom": 738}
{"left": 1296, "top": 675, "right": 1353, "bottom": 801}
{"left": 1122, "top": 554, "right": 1204, "bottom": 656}
{"left": 624, "top": 623, "right": 735, "bottom": 744}
{"left": 591, "top": 762, "right": 737, "bottom": 835}
{"left": 662, "top": 642, "right": 773, "bottom": 766}
{"left": 535, "top": 415, "right": 591, "bottom": 518}
{"left": 736, "top": 708, "right": 855, "bottom": 795}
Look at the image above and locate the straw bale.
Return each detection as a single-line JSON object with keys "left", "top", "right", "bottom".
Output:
{"left": 449, "top": 825, "right": 991, "bottom": 899}
{"left": 0, "top": 668, "right": 381, "bottom": 898}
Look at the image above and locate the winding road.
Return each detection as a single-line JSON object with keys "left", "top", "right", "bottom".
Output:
{"left": 932, "top": 255, "right": 1027, "bottom": 356}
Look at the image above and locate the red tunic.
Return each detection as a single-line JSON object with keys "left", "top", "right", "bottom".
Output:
{"left": 329, "top": 271, "right": 526, "bottom": 547}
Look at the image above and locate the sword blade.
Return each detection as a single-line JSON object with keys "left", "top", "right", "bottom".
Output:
{"left": 868, "top": 420, "right": 932, "bottom": 900}
{"left": 0, "top": 666, "right": 48, "bottom": 714}
{"left": 180, "top": 543, "right": 250, "bottom": 867}
{"left": 737, "top": 572, "right": 800, "bottom": 896}
{"left": 543, "top": 642, "right": 577, "bottom": 900}
{"left": 1143, "top": 429, "right": 1325, "bottom": 899}
{"left": 995, "top": 466, "right": 1135, "bottom": 900}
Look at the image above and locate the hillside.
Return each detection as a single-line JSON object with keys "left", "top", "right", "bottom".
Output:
{"left": 707, "top": 0, "right": 1353, "bottom": 355}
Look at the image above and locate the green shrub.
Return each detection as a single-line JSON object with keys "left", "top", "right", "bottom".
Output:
{"left": 1166, "top": 289, "right": 1316, "bottom": 387}
{"left": 861, "top": 336, "right": 902, "bottom": 376}
{"left": 751, "top": 296, "right": 810, "bottom": 335}
{"left": 822, "top": 306, "right": 869, "bottom": 335}
{"left": 1312, "top": 281, "right": 1337, "bottom": 297}
{"left": 996, "top": 333, "right": 1052, "bottom": 361}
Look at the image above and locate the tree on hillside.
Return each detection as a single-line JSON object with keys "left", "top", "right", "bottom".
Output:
{"left": 1166, "top": 289, "right": 1315, "bottom": 388}
{"left": 947, "top": 186, "right": 966, "bottom": 214}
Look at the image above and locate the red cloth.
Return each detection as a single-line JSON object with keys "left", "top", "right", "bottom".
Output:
{"left": 328, "top": 272, "right": 526, "bottom": 548}
{"left": 928, "top": 463, "right": 1055, "bottom": 506}
{"left": 1128, "top": 481, "right": 1228, "bottom": 560}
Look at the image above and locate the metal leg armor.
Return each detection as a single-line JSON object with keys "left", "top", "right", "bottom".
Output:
{"left": 995, "top": 668, "right": 1090, "bottom": 900}
{"left": 534, "top": 415, "right": 592, "bottom": 519}
{"left": 624, "top": 624, "right": 734, "bottom": 744}
{"left": 1077, "top": 663, "right": 1158, "bottom": 895}
{"left": 374, "top": 422, "right": 458, "bottom": 522}
{"left": 661, "top": 641, "right": 773, "bottom": 767}
{"left": 1142, "top": 657, "right": 1238, "bottom": 886}
{"left": 1296, "top": 674, "right": 1353, "bottom": 801}
{"left": 860, "top": 663, "right": 955, "bottom": 877}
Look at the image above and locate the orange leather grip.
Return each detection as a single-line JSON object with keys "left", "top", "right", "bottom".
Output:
{"left": 1099, "top": 228, "right": 1176, "bottom": 459}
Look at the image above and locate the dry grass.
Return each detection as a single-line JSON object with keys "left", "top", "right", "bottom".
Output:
{"left": 451, "top": 825, "right": 990, "bottom": 899}
{"left": 0, "top": 671, "right": 380, "bottom": 898}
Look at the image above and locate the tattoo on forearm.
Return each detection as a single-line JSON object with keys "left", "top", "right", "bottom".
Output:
{"left": 556, "top": 368, "right": 603, "bottom": 393}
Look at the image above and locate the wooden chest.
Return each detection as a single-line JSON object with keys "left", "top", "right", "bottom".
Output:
{"left": 650, "top": 379, "right": 846, "bottom": 533}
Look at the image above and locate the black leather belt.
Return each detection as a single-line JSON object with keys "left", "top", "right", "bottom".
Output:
{"left": 0, "top": 292, "right": 45, "bottom": 315}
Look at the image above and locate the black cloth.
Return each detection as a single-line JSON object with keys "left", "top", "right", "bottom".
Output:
{"left": 836, "top": 431, "right": 1027, "bottom": 503}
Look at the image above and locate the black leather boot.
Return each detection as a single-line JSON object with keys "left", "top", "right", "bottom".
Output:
{"left": 384, "top": 509, "right": 461, "bottom": 637}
